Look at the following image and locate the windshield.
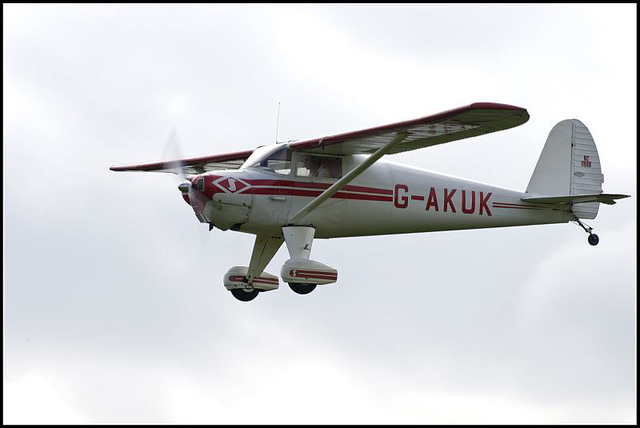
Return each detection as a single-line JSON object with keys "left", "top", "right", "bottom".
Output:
{"left": 241, "top": 144, "right": 292, "bottom": 175}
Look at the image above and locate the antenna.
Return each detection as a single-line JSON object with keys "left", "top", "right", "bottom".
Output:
{"left": 275, "top": 102, "right": 281, "bottom": 144}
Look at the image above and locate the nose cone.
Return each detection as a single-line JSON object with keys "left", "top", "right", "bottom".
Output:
{"left": 187, "top": 177, "right": 209, "bottom": 212}
{"left": 178, "top": 182, "right": 190, "bottom": 194}
{"left": 178, "top": 181, "right": 192, "bottom": 205}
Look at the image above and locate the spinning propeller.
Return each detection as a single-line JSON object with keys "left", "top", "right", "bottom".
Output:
{"left": 161, "top": 129, "right": 211, "bottom": 225}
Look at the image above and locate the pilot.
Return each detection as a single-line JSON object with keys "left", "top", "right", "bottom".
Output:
{"left": 316, "top": 158, "right": 333, "bottom": 178}
{"left": 302, "top": 155, "right": 339, "bottom": 178}
{"left": 302, "top": 155, "right": 320, "bottom": 176}
{"left": 322, "top": 158, "right": 341, "bottom": 178}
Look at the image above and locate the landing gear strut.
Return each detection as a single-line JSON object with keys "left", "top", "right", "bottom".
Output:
{"left": 571, "top": 214, "right": 599, "bottom": 246}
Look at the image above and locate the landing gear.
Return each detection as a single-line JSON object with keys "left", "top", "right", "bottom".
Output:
{"left": 281, "top": 226, "right": 337, "bottom": 295}
{"left": 571, "top": 214, "right": 599, "bottom": 246}
{"left": 230, "top": 288, "right": 259, "bottom": 302}
{"left": 289, "top": 283, "right": 317, "bottom": 295}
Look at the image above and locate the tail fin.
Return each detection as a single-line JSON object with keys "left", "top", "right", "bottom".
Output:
{"left": 526, "top": 119, "right": 606, "bottom": 219}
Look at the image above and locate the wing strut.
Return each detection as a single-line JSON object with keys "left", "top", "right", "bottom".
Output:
{"left": 289, "top": 131, "right": 409, "bottom": 224}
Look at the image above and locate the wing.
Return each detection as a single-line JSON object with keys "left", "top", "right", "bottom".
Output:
{"left": 288, "top": 102, "right": 529, "bottom": 155}
{"left": 110, "top": 149, "right": 254, "bottom": 175}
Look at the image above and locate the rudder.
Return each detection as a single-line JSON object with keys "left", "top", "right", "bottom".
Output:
{"left": 526, "top": 119, "right": 604, "bottom": 219}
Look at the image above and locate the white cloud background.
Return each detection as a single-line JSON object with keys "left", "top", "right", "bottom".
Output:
{"left": 4, "top": 3, "right": 636, "bottom": 424}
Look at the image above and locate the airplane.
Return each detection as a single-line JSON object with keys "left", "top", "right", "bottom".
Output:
{"left": 111, "top": 102, "right": 630, "bottom": 302}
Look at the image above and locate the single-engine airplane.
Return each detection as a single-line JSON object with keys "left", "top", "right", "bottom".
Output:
{"left": 111, "top": 102, "right": 630, "bottom": 302}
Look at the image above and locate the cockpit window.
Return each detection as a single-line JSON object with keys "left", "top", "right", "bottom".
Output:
{"left": 296, "top": 154, "right": 342, "bottom": 179}
{"left": 245, "top": 145, "right": 292, "bottom": 175}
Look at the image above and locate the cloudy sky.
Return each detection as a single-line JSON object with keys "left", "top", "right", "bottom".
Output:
{"left": 4, "top": 4, "right": 636, "bottom": 424}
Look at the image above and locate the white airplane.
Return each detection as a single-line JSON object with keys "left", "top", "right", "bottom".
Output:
{"left": 111, "top": 102, "right": 630, "bottom": 301}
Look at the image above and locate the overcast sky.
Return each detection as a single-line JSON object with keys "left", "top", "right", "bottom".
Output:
{"left": 4, "top": 4, "right": 636, "bottom": 424}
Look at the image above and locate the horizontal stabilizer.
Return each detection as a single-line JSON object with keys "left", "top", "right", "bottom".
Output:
{"left": 522, "top": 193, "right": 630, "bottom": 205}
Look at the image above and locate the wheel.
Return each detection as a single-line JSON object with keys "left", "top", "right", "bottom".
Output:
{"left": 289, "top": 283, "right": 317, "bottom": 295}
{"left": 588, "top": 234, "right": 599, "bottom": 246}
{"left": 230, "top": 288, "right": 259, "bottom": 302}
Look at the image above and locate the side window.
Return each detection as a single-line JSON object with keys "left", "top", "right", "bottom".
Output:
{"left": 260, "top": 148, "right": 292, "bottom": 175}
{"left": 296, "top": 154, "right": 342, "bottom": 179}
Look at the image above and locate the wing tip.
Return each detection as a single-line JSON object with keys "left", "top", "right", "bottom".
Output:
{"left": 110, "top": 164, "right": 142, "bottom": 172}
{"left": 469, "top": 102, "right": 528, "bottom": 112}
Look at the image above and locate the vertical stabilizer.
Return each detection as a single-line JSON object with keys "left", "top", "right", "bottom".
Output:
{"left": 526, "top": 119, "right": 603, "bottom": 219}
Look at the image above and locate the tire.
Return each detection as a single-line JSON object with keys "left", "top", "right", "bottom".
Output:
{"left": 588, "top": 234, "right": 599, "bottom": 246}
{"left": 230, "top": 288, "right": 259, "bottom": 302}
{"left": 289, "top": 283, "right": 317, "bottom": 295}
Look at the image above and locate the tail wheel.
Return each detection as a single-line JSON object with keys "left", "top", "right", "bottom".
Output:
{"left": 289, "top": 283, "right": 317, "bottom": 295}
{"left": 230, "top": 288, "right": 259, "bottom": 302}
{"left": 571, "top": 215, "right": 600, "bottom": 247}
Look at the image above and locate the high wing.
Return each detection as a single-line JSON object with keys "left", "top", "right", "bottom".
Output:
{"left": 287, "top": 102, "right": 529, "bottom": 223}
{"left": 110, "top": 149, "right": 254, "bottom": 175}
{"left": 288, "top": 102, "right": 529, "bottom": 155}
{"left": 111, "top": 103, "right": 526, "bottom": 175}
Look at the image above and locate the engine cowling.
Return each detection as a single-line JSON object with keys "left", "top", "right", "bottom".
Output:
{"left": 204, "top": 174, "right": 252, "bottom": 230}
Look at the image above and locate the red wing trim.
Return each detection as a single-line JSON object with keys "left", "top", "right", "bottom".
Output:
{"left": 289, "top": 102, "right": 528, "bottom": 153}
{"left": 110, "top": 149, "right": 254, "bottom": 173}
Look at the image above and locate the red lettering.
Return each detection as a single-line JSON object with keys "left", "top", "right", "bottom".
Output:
{"left": 394, "top": 185, "right": 490, "bottom": 216}
{"left": 394, "top": 184, "right": 409, "bottom": 208}
{"left": 461, "top": 190, "right": 475, "bottom": 214}
{"left": 479, "top": 192, "right": 492, "bottom": 216}
{"left": 425, "top": 187, "right": 439, "bottom": 211}
{"left": 444, "top": 188, "right": 457, "bottom": 213}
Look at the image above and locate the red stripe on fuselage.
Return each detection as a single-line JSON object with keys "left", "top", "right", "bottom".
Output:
{"left": 492, "top": 202, "right": 547, "bottom": 210}
{"left": 247, "top": 179, "right": 392, "bottom": 195}
{"left": 247, "top": 187, "right": 392, "bottom": 202}
{"left": 204, "top": 177, "right": 392, "bottom": 201}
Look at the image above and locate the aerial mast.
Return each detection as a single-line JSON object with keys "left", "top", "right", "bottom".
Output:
{"left": 275, "top": 102, "right": 281, "bottom": 144}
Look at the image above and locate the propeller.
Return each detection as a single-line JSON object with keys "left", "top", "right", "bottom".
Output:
{"left": 162, "top": 128, "right": 189, "bottom": 181}
{"left": 161, "top": 129, "right": 211, "bottom": 227}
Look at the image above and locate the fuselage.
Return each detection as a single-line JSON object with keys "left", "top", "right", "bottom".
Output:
{"left": 194, "top": 150, "right": 571, "bottom": 239}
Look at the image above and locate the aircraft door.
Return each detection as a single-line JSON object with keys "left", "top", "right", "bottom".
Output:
{"left": 288, "top": 152, "right": 347, "bottom": 233}
{"left": 243, "top": 146, "right": 294, "bottom": 234}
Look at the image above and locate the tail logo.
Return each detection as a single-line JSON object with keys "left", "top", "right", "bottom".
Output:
{"left": 581, "top": 155, "right": 592, "bottom": 168}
